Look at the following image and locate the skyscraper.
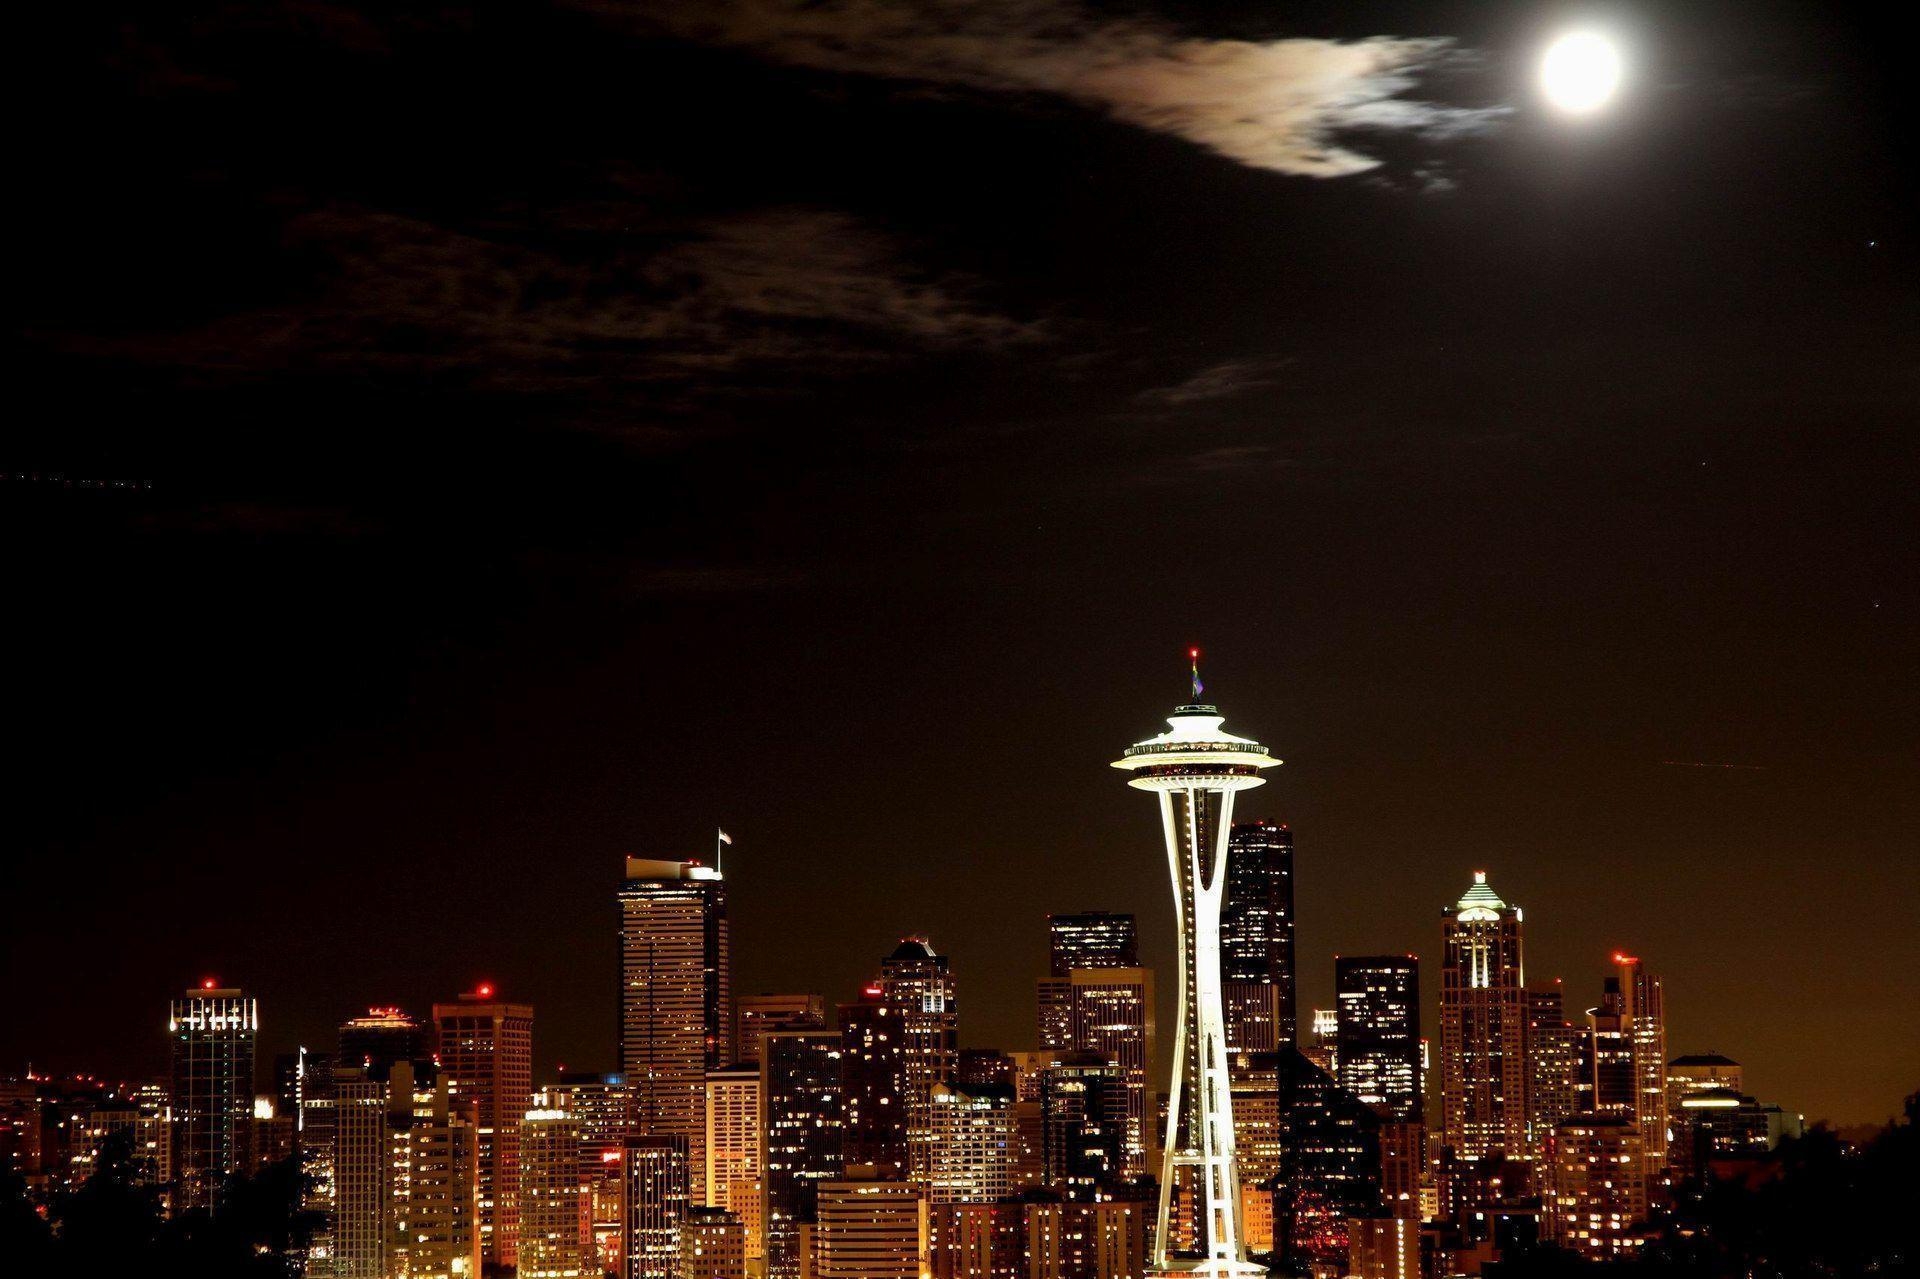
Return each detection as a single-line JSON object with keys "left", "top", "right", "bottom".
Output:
{"left": 735, "top": 994, "right": 826, "bottom": 1068}
{"left": 762, "top": 1030, "right": 844, "bottom": 1279}
{"left": 519, "top": 1103, "right": 592, "bottom": 1279}
{"left": 332, "top": 1059, "right": 482, "bottom": 1279}
{"left": 1582, "top": 957, "right": 1668, "bottom": 1174}
{"left": 839, "top": 984, "right": 910, "bottom": 1180}
{"left": 924, "top": 1082, "right": 1018, "bottom": 1204}
{"left": 1067, "top": 967, "right": 1156, "bottom": 1179}
{"left": 547, "top": 1071, "right": 636, "bottom": 1277}
{"left": 624, "top": 1136, "right": 691, "bottom": 1279}
{"left": 1334, "top": 957, "right": 1421, "bottom": 1123}
{"left": 1222, "top": 821, "right": 1298, "bottom": 1053}
{"left": 1524, "top": 986, "right": 1579, "bottom": 1158}
{"left": 434, "top": 985, "right": 534, "bottom": 1269}
{"left": 879, "top": 938, "right": 956, "bottom": 1191}
{"left": 705, "top": 1065, "right": 764, "bottom": 1265}
{"left": 620, "top": 857, "right": 732, "bottom": 1203}
{"left": 1043, "top": 913, "right": 1141, "bottom": 1051}
{"left": 169, "top": 980, "right": 258, "bottom": 1213}
{"left": 1545, "top": 1115, "right": 1647, "bottom": 1261}
{"left": 338, "top": 1007, "right": 433, "bottom": 1077}
{"left": 1113, "top": 686, "right": 1280, "bottom": 1276}
{"left": 813, "top": 1177, "right": 930, "bottom": 1279}
{"left": 1439, "top": 873, "right": 1528, "bottom": 1162}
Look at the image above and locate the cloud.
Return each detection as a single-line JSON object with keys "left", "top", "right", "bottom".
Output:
{"left": 637, "top": 0, "right": 1502, "bottom": 177}
{"left": 56, "top": 205, "right": 1039, "bottom": 401}
{"left": 1137, "top": 356, "right": 1292, "bottom": 406}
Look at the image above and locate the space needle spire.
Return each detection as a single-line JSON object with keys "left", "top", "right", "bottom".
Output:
{"left": 1113, "top": 653, "right": 1279, "bottom": 1276}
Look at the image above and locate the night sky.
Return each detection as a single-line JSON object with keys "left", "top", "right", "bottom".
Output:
{"left": 7, "top": 0, "right": 1915, "bottom": 1126}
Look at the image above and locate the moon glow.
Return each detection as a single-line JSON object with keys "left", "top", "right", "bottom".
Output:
{"left": 1540, "top": 31, "right": 1623, "bottom": 114}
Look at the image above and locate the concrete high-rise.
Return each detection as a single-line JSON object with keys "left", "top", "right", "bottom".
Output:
{"left": 519, "top": 1103, "right": 592, "bottom": 1279}
{"left": 879, "top": 938, "right": 956, "bottom": 1191}
{"left": 839, "top": 984, "right": 910, "bottom": 1180}
{"left": 1222, "top": 821, "right": 1298, "bottom": 1053}
{"left": 168, "top": 981, "right": 258, "bottom": 1213}
{"left": 704, "top": 1065, "right": 763, "bottom": 1265}
{"left": 1113, "top": 684, "right": 1280, "bottom": 1276}
{"left": 1067, "top": 967, "right": 1156, "bottom": 1179}
{"left": 1042, "top": 913, "right": 1141, "bottom": 1051}
{"left": 735, "top": 994, "right": 826, "bottom": 1067}
{"left": 1545, "top": 1115, "right": 1647, "bottom": 1261}
{"left": 547, "top": 1071, "right": 636, "bottom": 1277}
{"left": 624, "top": 1136, "right": 691, "bottom": 1279}
{"left": 1335, "top": 957, "right": 1421, "bottom": 1123}
{"left": 332, "top": 1059, "right": 482, "bottom": 1279}
{"left": 1525, "top": 986, "right": 1580, "bottom": 1157}
{"left": 620, "top": 858, "right": 732, "bottom": 1203}
{"left": 1439, "top": 873, "right": 1528, "bottom": 1162}
{"left": 761, "top": 1030, "right": 844, "bottom": 1279}
{"left": 434, "top": 985, "right": 534, "bottom": 1269}
{"left": 924, "top": 1082, "right": 1018, "bottom": 1204}
{"left": 814, "top": 1177, "right": 930, "bottom": 1279}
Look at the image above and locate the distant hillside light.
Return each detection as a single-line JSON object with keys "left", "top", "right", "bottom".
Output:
{"left": 1540, "top": 31, "right": 1623, "bottom": 114}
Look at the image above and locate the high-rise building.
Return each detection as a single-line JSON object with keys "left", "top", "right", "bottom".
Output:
{"left": 1042, "top": 912, "right": 1141, "bottom": 1052}
{"left": 1273, "top": 1051, "right": 1385, "bottom": 1273}
{"left": 704, "top": 1065, "right": 763, "bottom": 1264}
{"left": 680, "top": 1205, "right": 749, "bottom": 1279}
{"left": 274, "top": 1047, "right": 334, "bottom": 1211}
{"left": 1228, "top": 1050, "right": 1285, "bottom": 1253}
{"left": 624, "top": 1136, "right": 691, "bottom": 1279}
{"left": 1666, "top": 1053, "right": 1742, "bottom": 1118}
{"left": 813, "top": 1177, "right": 930, "bottom": 1279}
{"left": 1545, "top": 1115, "right": 1647, "bottom": 1261}
{"left": 925, "top": 1082, "right": 1017, "bottom": 1204}
{"left": 1049, "top": 912, "right": 1140, "bottom": 975}
{"left": 1113, "top": 689, "right": 1280, "bottom": 1275}
{"left": 1525, "top": 986, "right": 1579, "bottom": 1158}
{"left": 736, "top": 995, "right": 827, "bottom": 1068}
{"left": 1222, "top": 821, "right": 1298, "bottom": 1053}
{"left": 839, "top": 984, "right": 910, "bottom": 1180}
{"left": 519, "top": 1103, "right": 592, "bottom": 1279}
{"left": 879, "top": 938, "right": 957, "bottom": 1191}
{"left": 547, "top": 1071, "right": 635, "bottom": 1278}
{"left": 332, "top": 1059, "right": 482, "bottom": 1279}
{"left": 169, "top": 981, "right": 258, "bottom": 1213}
{"left": 338, "top": 1007, "right": 433, "bottom": 1077}
{"left": 1304, "top": 1009, "right": 1338, "bottom": 1076}
{"left": 762, "top": 1030, "right": 844, "bottom": 1279}
{"left": 1067, "top": 967, "right": 1155, "bottom": 1179}
{"left": 1348, "top": 1216, "right": 1420, "bottom": 1279}
{"left": 1039, "top": 1051, "right": 1129, "bottom": 1196}
{"left": 434, "top": 985, "right": 534, "bottom": 1269}
{"left": 620, "top": 858, "right": 732, "bottom": 1205}
{"left": 1615, "top": 956, "right": 1668, "bottom": 1174}
{"left": 1439, "top": 873, "right": 1528, "bottom": 1162}
{"left": 1335, "top": 957, "right": 1421, "bottom": 1123}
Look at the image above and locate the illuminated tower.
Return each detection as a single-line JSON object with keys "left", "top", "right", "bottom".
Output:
{"left": 1112, "top": 657, "right": 1279, "bottom": 1276}
{"left": 434, "top": 984, "right": 534, "bottom": 1269}
{"left": 169, "top": 980, "right": 258, "bottom": 1214}
{"left": 1439, "top": 873, "right": 1528, "bottom": 1162}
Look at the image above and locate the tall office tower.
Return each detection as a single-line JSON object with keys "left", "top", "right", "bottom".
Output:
{"left": 620, "top": 858, "right": 732, "bottom": 1205}
{"left": 332, "top": 1059, "right": 482, "bottom": 1279}
{"left": 1347, "top": 1217, "right": 1420, "bottom": 1279}
{"left": 519, "top": 1103, "right": 591, "bottom": 1279}
{"left": 1041, "top": 1051, "right": 1128, "bottom": 1195}
{"left": 814, "top": 1177, "right": 930, "bottom": 1279}
{"left": 704, "top": 1065, "right": 763, "bottom": 1264}
{"left": 1227, "top": 1051, "right": 1284, "bottom": 1253}
{"left": 339, "top": 1007, "right": 434, "bottom": 1076}
{"left": 1525, "top": 987, "right": 1580, "bottom": 1157}
{"left": 1545, "top": 1115, "right": 1647, "bottom": 1262}
{"left": 1439, "top": 873, "right": 1529, "bottom": 1162}
{"left": 625, "top": 1136, "right": 691, "bottom": 1279}
{"left": 274, "top": 1047, "right": 334, "bottom": 1207}
{"left": 879, "top": 938, "right": 957, "bottom": 1190}
{"left": 1273, "top": 1052, "right": 1385, "bottom": 1274}
{"left": 1113, "top": 689, "right": 1280, "bottom": 1276}
{"left": 1335, "top": 957, "right": 1422, "bottom": 1123}
{"left": 1221, "top": 821, "right": 1298, "bottom": 1054}
{"left": 736, "top": 995, "right": 827, "bottom": 1068}
{"left": 1584, "top": 978, "right": 1635, "bottom": 1117}
{"left": 1666, "top": 1053, "right": 1741, "bottom": 1118}
{"left": 839, "top": 984, "right": 910, "bottom": 1180}
{"left": 549, "top": 1071, "right": 637, "bottom": 1277}
{"left": 1050, "top": 912, "right": 1141, "bottom": 974}
{"left": 1375, "top": 1121, "right": 1423, "bottom": 1220}
{"left": 1068, "top": 967, "right": 1156, "bottom": 1178}
{"left": 955, "top": 1049, "right": 1016, "bottom": 1091}
{"left": 680, "top": 1206, "right": 748, "bottom": 1279}
{"left": 762, "top": 1030, "right": 845, "bottom": 1279}
{"left": 434, "top": 985, "right": 535, "bottom": 1269}
{"left": 1614, "top": 956, "right": 1668, "bottom": 1172}
{"left": 169, "top": 981, "right": 258, "bottom": 1213}
{"left": 1304, "top": 1010, "right": 1339, "bottom": 1075}
{"left": 1042, "top": 912, "right": 1140, "bottom": 1051}
{"left": 924, "top": 1082, "right": 1017, "bottom": 1204}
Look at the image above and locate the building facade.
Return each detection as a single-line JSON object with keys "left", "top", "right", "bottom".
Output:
{"left": 1222, "top": 821, "right": 1298, "bottom": 1054}
{"left": 169, "top": 982, "right": 258, "bottom": 1213}
{"left": 1334, "top": 957, "right": 1421, "bottom": 1123}
{"left": 1439, "top": 874, "right": 1529, "bottom": 1162}
{"left": 434, "top": 988, "right": 534, "bottom": 1268}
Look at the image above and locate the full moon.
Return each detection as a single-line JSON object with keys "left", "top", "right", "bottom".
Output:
{"left": 1540, "top": 31, "right": 1623, "bottom": 114}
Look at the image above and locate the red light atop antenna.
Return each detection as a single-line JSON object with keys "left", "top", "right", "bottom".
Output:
{"left": 1189, "top": 647, "right": 1200, "bottom": 659}
{"left": 201, "top": 978, "right": 218, "bottom": 990}
{"left": 477, "top": 983, "right": 494, "bottom": 998}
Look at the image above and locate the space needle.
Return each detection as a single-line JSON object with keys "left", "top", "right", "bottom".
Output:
{"left": 1113, "top": 651, "right": 1279, "bottom": 1276}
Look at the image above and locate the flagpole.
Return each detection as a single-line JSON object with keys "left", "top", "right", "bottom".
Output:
{"left": 716, "top": 827, "right": 724, "bottom": 877}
